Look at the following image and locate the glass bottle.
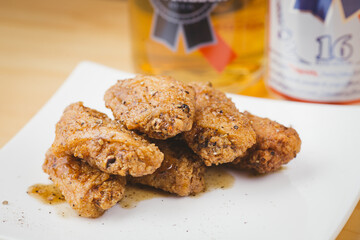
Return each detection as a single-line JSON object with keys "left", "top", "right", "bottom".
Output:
{"left": 129, "top": 0, "right": 267, "bottom": 93}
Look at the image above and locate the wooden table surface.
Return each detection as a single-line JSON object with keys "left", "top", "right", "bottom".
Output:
{"left": 0, "top": 0, "right": 358, "bottom": 238}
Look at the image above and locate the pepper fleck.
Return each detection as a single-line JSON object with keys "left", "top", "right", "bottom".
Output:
{"left": 178, "top": 104, "right": 190, "bottom": 113}
{"left": 106, "top": 158, "right": 116, "bottom": 168}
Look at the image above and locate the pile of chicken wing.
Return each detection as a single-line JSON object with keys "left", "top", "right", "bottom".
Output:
{"left": 43, "top": 75, "right": 301, "bottom": 218}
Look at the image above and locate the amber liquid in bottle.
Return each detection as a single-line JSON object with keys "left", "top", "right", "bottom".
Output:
{"left": 129, "top": 0, "right": 267, "bottom": 93}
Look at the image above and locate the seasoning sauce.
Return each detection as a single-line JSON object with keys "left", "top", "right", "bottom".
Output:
{"left": 29, "top": 167, "right": 235, "bottom": 209}
{"left": 119, "top": 185, "right": 169, "bottom": 209}
{"left": 204, "top": 166, "right": 235, "bottom": 191}
{"left": 27, "top": 184, "right": 65, "bottom": 205}
{"left": 119, "top": 167, "right": 235, "bottom": 206}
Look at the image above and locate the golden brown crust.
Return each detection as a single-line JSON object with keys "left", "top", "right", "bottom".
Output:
{"left": 183, "top": 83, "right": 256, "bottom": 166}
{"left": 129, "top": 140, "right": 206, "bottom": 196}
{"left": 232, "top": 112, "right": 301, "bottom": 173}
{"left": 42, "top": 149, "right": 126, "bottom": 218}
{"left": 104, "top": 75, "right": 196, "bottom": 139}
{"left": 51, "top": 102, "right": 164, "bottom": 177}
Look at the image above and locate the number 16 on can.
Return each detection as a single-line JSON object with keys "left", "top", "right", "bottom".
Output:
{"left": 267, "top": 0, "right": 360, "bottom": 104}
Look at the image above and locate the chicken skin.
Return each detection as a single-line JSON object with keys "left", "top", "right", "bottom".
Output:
{"left": 104, "top": 75, "right": 196, "bottom": 139}
{"left": 232, "top": 112, "right": 301, "bottom": 173}
{"left": 183, "top": 83, "right": 256, "bottom": 166}
{"left": 43, "top": 149, "right": 126, "bottom": 218}
{"left": 129, "top": 139, "right": 206, "bottom": 196}
{"left": 51, "top": 102, "right": 164, "bottom": 177}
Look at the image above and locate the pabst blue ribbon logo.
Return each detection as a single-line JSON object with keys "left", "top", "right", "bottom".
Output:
{"left": 294, "top": 0, "right": 360, "bottom": 21}
{"left": 149, "top": 0, "right": 237, "bottom": 72}
{"left": 150, "top": 0, "right": 217, "bottom": 52}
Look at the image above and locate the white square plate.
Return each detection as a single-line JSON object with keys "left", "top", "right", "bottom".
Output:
{"left": 0, "top": 62, "right": 359, "bottom": 240}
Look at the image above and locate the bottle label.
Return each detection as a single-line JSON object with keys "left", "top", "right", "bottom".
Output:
{"left": 268, "top": 0, "right": 360, "bottom": 104}
{"left": 149, "top": 0, "right": 237, "bottom": 72}
{"left": 150, "top": 0, "right": 216, "bottom": 52}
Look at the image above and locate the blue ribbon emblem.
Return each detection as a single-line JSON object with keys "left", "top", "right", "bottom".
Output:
{"left": 294, "top": 0, "right": 360, "bottom": 21}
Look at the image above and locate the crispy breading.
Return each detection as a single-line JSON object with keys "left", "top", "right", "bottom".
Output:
{"left": 129, "top": 139, "right": 206, "bottom": 196}
{"left": 51, "top": 102, "right": 164, "bottom": 177}
{"left": 232, "top": 112, "right": 301, "bottom": 173}
{"left": 42, "top": 149, "right": 126, "bottom": 218}
{"left": 183, "top": 83, "right": 256, "bottom": 166}
{"left": 104, "top": 75, "right": 196, "bottom": 139}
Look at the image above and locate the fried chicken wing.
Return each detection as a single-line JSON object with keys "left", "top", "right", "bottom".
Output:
{"left": 232, "top": 112, "right": 301, "bottom": 173}
{"left": 183, "top": 83, "right": 256, "bottom": 166}
{"left": 51, "top": 102, "right": 164, "bottom": 177}
{"left": 104, "top": 75, "right": 196, "bottom": 139}
{"left": 43, "top": 149, "right": 126, "bottom": 218}
{"left": 129, "top": 140, "right": 206, "bottom": 196}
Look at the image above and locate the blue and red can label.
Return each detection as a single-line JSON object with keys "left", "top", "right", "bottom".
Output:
{"left": 268, "top": 0, "right": 360, "bottom": 104}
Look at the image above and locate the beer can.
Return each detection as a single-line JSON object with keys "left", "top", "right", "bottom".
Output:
{"left": 267, "top": 0, "right": 360, "bottom": 104}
